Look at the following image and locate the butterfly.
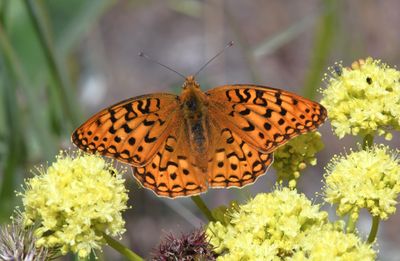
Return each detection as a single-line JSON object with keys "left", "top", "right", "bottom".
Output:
{"left": 72, "top": 74, "right": 327, "bottom": 198}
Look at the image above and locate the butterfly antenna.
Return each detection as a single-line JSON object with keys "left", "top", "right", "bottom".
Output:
{"left": 194, "top": 41, "right": 234, "bottom": 77}
{"left": 138, "top": 51, "right": 186, "bottom": 79}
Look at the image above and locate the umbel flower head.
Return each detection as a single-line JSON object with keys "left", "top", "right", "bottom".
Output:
{"left": 0, "top": 212, "right": 57, "bottom": 261}
{"left": 320, "top": 58, "right": 400, "bottom": 139}
{"left": 20, "top": 151, "right": 129, "bottom": 258}
{"left": 207, "top": 187, "right": 376, "bottom": 260}
{"left": 151, "top": 229, "right": 216, "bottom": 261}
{"left": 290, "top": 224, "right": 376, "bottom": 261}
{"left": 273, "top": 131, "right": 324, "bottom": 187}
{"left": 324, "top": 145, "right": 400, "bottom": 220}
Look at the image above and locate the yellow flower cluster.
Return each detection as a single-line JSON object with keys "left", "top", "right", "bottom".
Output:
{"left": 324, "top": 145, "right": 400, "bottom": 220}
{"left": 21, "top": 152, "right": 129, "bottom": 258}
{"left": 320, "top": 58, "right": 400, "bottom": 139}
{"left": 290, "top": 224, "right": 376, "bottom": 261}
{"left": 273, "top": 132, "right": 324, "bottom": 187}
{"left": 207, "top": 188, "right": 375, "bottom": 260}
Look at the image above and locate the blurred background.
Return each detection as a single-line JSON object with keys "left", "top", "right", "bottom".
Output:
{"left": 0, "top": 0, "right": 399, "bottom": 260}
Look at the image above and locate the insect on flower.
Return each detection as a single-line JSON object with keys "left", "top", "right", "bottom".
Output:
{"left": 72, "top": 42, "right": 327, "bottom": 198}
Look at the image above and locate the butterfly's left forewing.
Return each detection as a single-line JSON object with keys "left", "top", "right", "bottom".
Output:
{"left": 72, "top": 93, "right": 180, "bottom": 167}
{"left": 206, "top": 85, "right": 327, "bottom": 154}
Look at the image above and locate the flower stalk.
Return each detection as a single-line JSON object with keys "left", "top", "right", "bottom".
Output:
{"left": 367, "top": 216, "right": 380, "bottom": 244}
{"left": 346, "top": 210, "right": 358, "bottom": 233}
{"left": 362, "top": 134, "right": 380, "bottom": 242}
{"left": 191, "top": 196, "right": 215, "bottom": 222}
{"left": 103, "top": 234, "right": 143, "bottom": 261}
{"left": 362, "top": 134, "right": 374, "bottom": 150}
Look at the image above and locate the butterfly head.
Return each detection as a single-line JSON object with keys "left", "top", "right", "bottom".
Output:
{"left": 183, "top": 75, "right": 200, "bottom": 89}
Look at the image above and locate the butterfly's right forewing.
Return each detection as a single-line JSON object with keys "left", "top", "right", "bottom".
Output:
{"left": 72, "top": 93, "right": 180, "bottom": 167}
{"left": 206, "top": 85, "right": 327, "bottom": 154}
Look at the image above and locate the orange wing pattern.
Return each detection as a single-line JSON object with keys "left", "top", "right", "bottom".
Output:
{"left": 207, "top": 115, "right": 273, "bottom": 188}
{"left": 72, "top": 94, "right": 179, "bottom": 166}
{"left": 72, "top": 81, "right": 327, "bottom": 198}
{"left": 206, "top": 85, "right": 327, "bottom": 154}
{"left": 133, "top": 117, "right": 208, "bottom": 198}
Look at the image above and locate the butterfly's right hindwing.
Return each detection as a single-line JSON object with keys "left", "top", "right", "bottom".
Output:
{"left": 207, "top": 115, "right": 274, "bottom": 188}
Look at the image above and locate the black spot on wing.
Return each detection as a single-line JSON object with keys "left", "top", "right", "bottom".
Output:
{"left": 274, "top": 92, "right": 282, "bottom": 106}
{"left": 264, "top": 109, "right": 273, "bottom": 118}
{"left": 144, "top": 132, "right": 157, "bottom": 143}
{"left": 123, "top": 103, "right": 138, "bottom": 120}
{"left": 121, "top": 124, "right": 132, "bottom": 133}
{"left": 143, "top": 119, "right": 155, "bottom": 126}
{"left": 137, "top": 98, "right": 151, "bottom": 114}
{"left": 239, "top": 108, "right": 251, "bottom": 115}
{"left": 225, "top": 91, "right": 232, "bottom": 101}
{"left": 242, "top": 120, "right": 255, "bottom": 132}
{"left": 253, "top": 90, "right": 268, "bottom": 105}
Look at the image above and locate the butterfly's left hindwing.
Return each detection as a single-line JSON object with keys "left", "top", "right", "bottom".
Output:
{"left": 133, "top": 116, "right": 208, "bottom": 198}
{"left": 206, "top": 85, "right": 327, "bottom": 154}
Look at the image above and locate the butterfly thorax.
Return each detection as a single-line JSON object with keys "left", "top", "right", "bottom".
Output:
{"left": 180, "top": 76, "right": 210, "bottom": 171}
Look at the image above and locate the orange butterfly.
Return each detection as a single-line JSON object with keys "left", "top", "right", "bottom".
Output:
{"left": 72, "top": 74, "right": 327, "bottom": 198}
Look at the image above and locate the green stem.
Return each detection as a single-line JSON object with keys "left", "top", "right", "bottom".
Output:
{"left": 0, "top": 20, "right": 55, "bottom": 158}
{"left": 346, "top": 210, "right": 358, "bottom": 233}
{"left": 0, "top": 0, "right": 9, "bottom": 26}
{"left": 22, "top": 0, "right": 80, "bottom": 126}
{"left": 103, "top": 234, "right": 143, "bottom": 261}
{"left": 367, "top": 215, "right": 380, "bottom": 244}
{"left": 191, "top": 195, "right": 215, "bottom": 222}
{"left": 362, "top": 134, "right": 374, "bottom": 150}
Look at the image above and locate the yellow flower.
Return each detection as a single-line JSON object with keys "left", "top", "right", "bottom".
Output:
{"left": 206, "top": 187, "right": 375, "bottom": 260}
{"left": 21, "top": 151, "right": 129, "bottom": 258}
{"left": 291, "top": 224, "right": 375, "bottom": 261}
{"left": 324, "top": 145, "right": 400, "bottom": 220}
{"left": 320, "top": 58, "right": 400, "bottom": 139}
{"left": 273, "top": 132, "right": 324, "bottom": 187}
